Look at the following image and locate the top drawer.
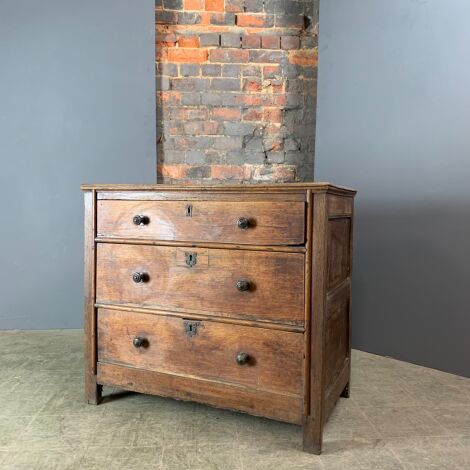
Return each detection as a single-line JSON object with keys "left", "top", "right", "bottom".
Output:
{"left": 96, "top": 200, "right": 305, "bottom": 246}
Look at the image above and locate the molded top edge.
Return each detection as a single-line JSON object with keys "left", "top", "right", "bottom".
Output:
{"left": 81, "top": 182, "right": 356, "bottom": 195}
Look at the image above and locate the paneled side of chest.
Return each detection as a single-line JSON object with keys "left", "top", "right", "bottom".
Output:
{"left": 82, "top": 184, "right": 355, "bottom": 454}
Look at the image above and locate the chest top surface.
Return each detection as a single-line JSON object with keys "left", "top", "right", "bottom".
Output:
{"left": 81, "top": 182, "right": 356, "bottom": 196}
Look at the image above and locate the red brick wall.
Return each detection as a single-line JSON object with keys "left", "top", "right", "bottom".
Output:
{"left": 156, "top": 0, "right": 319, "bottom": 183}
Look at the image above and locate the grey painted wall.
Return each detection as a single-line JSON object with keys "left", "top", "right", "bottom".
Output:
{"left": 0, "top": 1, "right": 156, "bottom": 329}
{"left": 316, "top": 0, "right": 470, "bottom": 377}
{"left": 1, "top": 0, "right": 468, "bottom": 379}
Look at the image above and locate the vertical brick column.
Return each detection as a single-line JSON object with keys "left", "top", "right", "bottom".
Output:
{"left": 156, "top": 0, "right": 319, "bottom": 183}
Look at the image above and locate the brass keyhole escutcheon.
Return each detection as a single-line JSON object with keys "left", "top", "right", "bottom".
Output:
{"left": 185, "top": 252, "right": 197, "bottom": 267}
{"left": 183, "top": 320, "right": 200, "bottom": 338}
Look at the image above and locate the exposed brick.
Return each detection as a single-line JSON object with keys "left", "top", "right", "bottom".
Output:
{"left": 186, "top": 165, "right": 211, "bottom": 178}
{"left": 222, "top": 93, "right": 263, "bottom": 107}
{"left": 163, "top": 0, "right": 183, "bottom": 9}
{"left": 265, "top": 151, "right": 285, "bottom": 163}
{"left": 261, "top": 35, "right": 280, "bottom": 49}
{"left": 284, "top": 138, "right": 300, "bottom": 151}
{"left": 274, "top": 14, "right": 303, "bottom": 28}
{"left": 200, "top": 92, "right": 223, "bottom": 105}
{"left": 184, "top": 121, "right": 220, "bottom": 134}
{"left": 212, "top": 136, "right": 244, "bottom": 150}
{"left": 241, "top": 34, "right": 261, "bottom": 49}
{"left": 243, "top": 78, "right": 262, "bottom": 92}
{"left": 158, "top": 63, "right": 178, "bottom": 76}
{"left": 242, "top": 65, "right": 262, "bottom": 77}
{"left": 168, "top": 48, "right": 208, "bottom": 63}
{"left": 211, "top": 78, "right": 241, "bottom": 91}
{"left": 171, "top": 77, "right": 209, "bottom": 91}
{"left": 286, "top": 78, "right": 303, "bottom": 93}
{"left": 288, "top": 48, "right": 318, "bottom": 66}
{"left": 210, "top": 48, "right": 249, "bottom": 63}
{"left": 249, "top": 50, "right": 284, "bottom": 63}
{"left": 301, "top": 36, "right": 317, "bottom": 49}
{"left": 155, "top": 0, "right": 318, "bottom": 183}
{"left": 225, "top": 0, "right": 244, "bottom": 12}
{"left": 284, "top": 92, "right": 302, "bottom": 108}
{"left": 157, "top": 75, "right": 171, "bottom": 91}
{"left": 243, "top": 108, "right": 263, "bottom": 121}
{"left": 177, "top": 135, "right": 215, "bottom": 149}
{"left": 177, "top": 12, "right": 202, "bottom": 24}
{"left": 200, "top": 33, "right": 220, "bottom": 47}
{"left": 178, "top": 35, "right": 200, "bottom": 47}
{"left": 157, "top": 33, "right": 177, "bottom": 45}
{"left": 211, "top": 165, "right": 245, "bottom": 180}
{"left": 272, "top": 94, "right": 286, "bottom": 106}
{"left": 201, "top": 64, "right": 221, "bottom": 76}
{"left": 170, "top": 107, "right": 208, "bottom": 120}
{"left": 263, "top": 65, "right": 280, "bottom": 78}
{"left": 222, "top": 64, "right": 241, "bottom": 77}
{"left": 263, "top": 107, "right": 282, "bottom": 123}
{"left": 265, "top": 0, "right": 304, "bottom": 15}
{"left": 159, "top": 164, "right": 190, "bottom": 179}
{"left": 252, "top": 164, "right": 296, "bottom": 182}
{"left": 244, "top": 0, "right": 264, "bottom": 12}
{"left": 158, "top": 149, "right": 186, "bottom": 163}
{"left": 211, "top": 107, "right": 242, "bottom": 120}
{"left": 167, "top": 121, "right": 183, "bottom": 134}
{"left": 211, "top": 13, "right": 235, "bottom": 25}
{"left": 236, "top": 14, "right": 274, "bottom": 28}
{"left": 186, "top": 150, "right": 205, "bottom": 163}
{"left": 156, "top": 47, "right": 168, "bottom": 62}
{"left": 159, "top": 91, "right": 181, "bottom": 106}
{"left": 184, "top": 0, "right": 204, "bottom": 9}
{"left": 181, "top": 93, "right": 201, "bottom": 105}
{"left": 244, "top": 135, "right": 264, "bottom": 152}
{"left": 205, "top": 0, "right": 224, "bottom": 11}
{"left": 281, "top": 35, "right": 300, "bottom": 50}
{"left": 156, "top": 10, "right": 177, "bottom": 24}
{"left": 179, "top": 64, "right": 200, "bottom": 76}
{"left": 224, "top": 122, "right": 257, "bottom": 136}
{"left": 220, "top": 33, "right": 241, "bottom": 48}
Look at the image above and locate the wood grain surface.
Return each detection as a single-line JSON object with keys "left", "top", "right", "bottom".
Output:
{"left": 97, "top": 200, "right": 305, "bottom": 245}
{"left": 97, "top": 362, "right": 303, "bottom": 424}
{"left": 98, "top": 308, "right": 303, "bottom": 395}
{"left": 82, "top": 183, "right": 357, "bottom": 455}
{"left": 96, "top": 243, "right": 305, "bottom": 324}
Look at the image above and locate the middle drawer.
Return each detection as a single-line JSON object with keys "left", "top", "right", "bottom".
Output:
{"left": 96, "top": 243, "right": 305, "bottom": 325}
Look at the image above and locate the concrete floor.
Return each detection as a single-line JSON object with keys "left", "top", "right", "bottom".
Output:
{"left": 0, "top": 330, "right": 469, "bottom": 469}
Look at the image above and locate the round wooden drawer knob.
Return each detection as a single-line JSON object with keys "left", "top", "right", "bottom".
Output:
{"left": 236, "top": 280, "right": 251, "bottom": 292}
{"left": 132, "top": 272, "right": 149, "bottom": 283}
{"left": 237, "top": 217, "right": 250, "bottom": 229}
{"left": 133, "top": 215, "right": 149, "bottom": 226}
{"left": 133, "top": 337, "right": 146, "bottom": 348}
{"left": 236, "top": 352, "right": 249, "bottom": 365}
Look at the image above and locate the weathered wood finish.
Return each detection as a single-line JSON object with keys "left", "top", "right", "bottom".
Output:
{"left": 97, "top": 200, "right": 305, "bottom": 245}
{"left": 97, "top": 363, "right": 303, "bottom": 424}
{"left": 83, "top": 190, "right": 102, "bottom": 404}
{"left": 98, "top": 308, "right": 303, "bottom": 395}
{"left": 82, "top": 182, "right": 356, "bottom": 455}
{"left": 96, "top": 243, "right": 304, "bottom": 324}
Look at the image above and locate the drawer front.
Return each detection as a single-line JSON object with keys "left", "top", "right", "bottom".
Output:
{"left": 97, "top": 200, "right": 305, "bottom": 246}
{"left": 96, "top": 243, "right": 305, "bottom": 324}
{"left": 97, "top": 308, "right": 303, "bottom": 396}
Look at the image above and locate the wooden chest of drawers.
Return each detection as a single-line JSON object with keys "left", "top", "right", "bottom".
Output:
{"left": 82, "top": 183, "right": 356, "bottom": 454}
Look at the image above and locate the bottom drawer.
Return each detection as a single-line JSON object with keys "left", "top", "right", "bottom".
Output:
{"left": 97, "top": 308, "right": 303, "bottom": 396}
{"left": 97, "top": 362, "right": 303, "bottom": 424}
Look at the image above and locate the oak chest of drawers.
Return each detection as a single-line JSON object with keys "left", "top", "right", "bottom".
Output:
{"left": 82, "top": 183, "right": 356, "bottom": 454}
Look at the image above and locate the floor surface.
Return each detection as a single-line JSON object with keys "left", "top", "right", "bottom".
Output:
{"left": 0, "top": 329, "right": 469, "bottom": 469}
